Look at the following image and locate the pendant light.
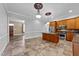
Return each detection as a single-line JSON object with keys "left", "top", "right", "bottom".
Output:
{"left": 34, "top": 3, "right": 43, "bottom": 18}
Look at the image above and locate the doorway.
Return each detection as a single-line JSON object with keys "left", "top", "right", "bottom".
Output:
{"left": 9, "top": 19, "right": 25, "bottom": 41}
{"left": 9, "top": 24, "right": 14, "bottom": 40}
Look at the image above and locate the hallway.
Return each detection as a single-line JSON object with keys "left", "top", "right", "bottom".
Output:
{"left": 2, "top": 35, "right": 72, "bottom": 56}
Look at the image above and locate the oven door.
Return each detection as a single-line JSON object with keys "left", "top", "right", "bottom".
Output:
{"left": 59, "top": 32, "right": 66, "bottom": 40}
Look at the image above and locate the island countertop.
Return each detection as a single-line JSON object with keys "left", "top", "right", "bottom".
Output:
{"left": 42, "top": 32, "right": 58, "bottom": 35}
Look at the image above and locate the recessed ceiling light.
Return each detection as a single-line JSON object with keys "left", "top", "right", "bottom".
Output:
{"left": 45, "top": 12, "right": 52, "bottom": 16}
{"left": 69, "top": 10, "right": 72, "bottom": 13}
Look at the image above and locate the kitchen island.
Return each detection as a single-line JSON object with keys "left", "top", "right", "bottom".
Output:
{"left": 42, "top": 33, "right": 59, "bottom": 44}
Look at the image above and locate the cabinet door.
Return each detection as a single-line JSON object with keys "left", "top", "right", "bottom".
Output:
{"left": 49, "top": 21, "right": 56, "bottom": 27}
{"left": 42, "top": 33, "right": 50, "bottom": 41}
{"left": 66, "top": 32, "right": 73, "bottom": 41}
{"left": 57, "top": 20, "right": 66, "bottom": 27}
{"left": 57, "top": 21, "right": 63, "bottom": 26}
{"left": 50, "top": 34, "right": 59, "bottom": 43}
{"left": 66, "top": 19, "right": 75, "bottom": 29}
{"left": 73, "top": 42, "right": 79, "bottom": 56}
{"left": 75, "top": 18, "right": 79, "bottom": 29}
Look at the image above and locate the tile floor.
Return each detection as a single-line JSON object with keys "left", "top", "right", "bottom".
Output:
{"left": 2, "top": 35, "right": 72, "bottom": 56}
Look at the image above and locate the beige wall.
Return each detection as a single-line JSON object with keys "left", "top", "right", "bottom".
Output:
{"left": 14, "top": 22, "right": 23, "bottom": 35}
{"left": 10, "top": 21, "right": 23, "bottom": 35}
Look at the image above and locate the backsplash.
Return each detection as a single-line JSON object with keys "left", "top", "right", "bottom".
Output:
{"left": 57, "top": 25, "right": 67, "bottom": 30}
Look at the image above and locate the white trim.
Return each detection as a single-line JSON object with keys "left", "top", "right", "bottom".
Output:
{"left": 53, "top": 15, "right": 79, "bottom": 21}
{"left": 25, "top": 35, "right": 41, "bottom": 39}
{"left": 9, "top": 24, "right": 14, "bottom": 26}
{"left": 8, "top": 11, "right": 26, "bottom": 18}
{"left": 0, "top": 40, "right": 9, "bottom": 56}
{"left": 9, "top": 17, "right": 25, "bottom": 23}
{"left": 0, "top": 34, "right": 7, "bottom": 40}
{"left": 0, "top": 34, "right": 9, "bottom": 55}
{"left": 14, "top": 33, "right": 23, "bottom": 36}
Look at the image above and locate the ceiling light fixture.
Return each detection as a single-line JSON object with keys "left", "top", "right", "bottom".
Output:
{"left": 45, "top": 12, "right": 52, "bottom": 16}
{"left": 34, "top": 3, "right": 43, "bottom": 19}
{"left": 69, "top": 10, "right": 72, "bottom": 13}
{"left": 47, "top": 22, "right": 49, "bottom": 25}
{"left": 36, "top": 14, "right": 41, "bottom": 18}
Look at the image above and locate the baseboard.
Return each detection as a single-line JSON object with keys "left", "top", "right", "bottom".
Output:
{"left": 0, "top": 41, "right": 9, "bottom": 56}
{"left": 25, "top": 35, "right": 41, "bottom": 39}
{"left": 14, "top": 33, "right": 23, "bottom": 36}
{"left": 0, "top": 34, "right": 9, "bottom": 55}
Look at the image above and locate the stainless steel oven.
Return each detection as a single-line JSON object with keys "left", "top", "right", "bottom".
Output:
{"left": 59, "top": 31, "right": 66, "bottom": 40}
{"left": 57, "top": 25, "right": 67, "bottom": 40}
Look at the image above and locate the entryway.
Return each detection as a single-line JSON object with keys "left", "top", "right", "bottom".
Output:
{"left": 9, "top": 18, "right": 25, "bottom": 41}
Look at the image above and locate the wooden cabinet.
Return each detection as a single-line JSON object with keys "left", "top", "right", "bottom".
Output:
{"left": 42, "top": 33, "right": 59, "bottom": 43}
{"left": 49, "top": 21, "right": 57, "bottom": 32}
{"left": 66, "top": 32, "right": 74, "bottom": 41}
{"left": 49, "top": 21, "right": 56, "bottom": 27}
{"left": 73, "top": 34, "right": 79, "bottom": 56}
{"left": 75, "top": 17, "right": 79, "bottom": 29}
{"left": 57, "top": 21, "right": 63, "bottom": 26}
{"left": 57, "top": 20, "right": 66, "bottom": 27}
{"left": 73, "top": 42, "right": 79, "bottom": 56}
{"left": 66, "top": 19, "right": 75, "bottom": 30}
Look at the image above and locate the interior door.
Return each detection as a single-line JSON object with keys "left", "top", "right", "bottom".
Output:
{"left": 9, "top": 26, "right": 14, "bottom": 38}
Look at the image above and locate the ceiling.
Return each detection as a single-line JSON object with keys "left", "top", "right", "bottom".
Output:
{"left": 4, "top": 3, "right": 79, "bottom": 23}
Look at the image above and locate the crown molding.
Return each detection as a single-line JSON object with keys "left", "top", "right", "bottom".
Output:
{"left": 7, "top": 11, "right": 27, "bottom": 18}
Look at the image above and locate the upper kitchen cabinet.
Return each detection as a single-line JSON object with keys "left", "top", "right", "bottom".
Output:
{"left": 49, "top": 21, "right": 57, "bottom": 32}
{"left": 49, "top": 21, "right": 56, "bottom": 27}
{"left": 57, "top": 20, "right": 66, "bottom": 27}
{"left": 75, "top": 17, "right": 79, "bottom": 29}
{"left": 66, "top": 18, "right": 75, "bottom": 30}
{"left": 57, "top": 20, "right": 62, "bottom": 27}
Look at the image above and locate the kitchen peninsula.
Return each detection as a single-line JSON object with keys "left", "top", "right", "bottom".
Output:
{"left": 42, "top": 33, "right": 59, "bottom": 44}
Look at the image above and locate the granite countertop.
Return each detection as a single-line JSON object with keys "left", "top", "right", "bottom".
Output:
{"left": 58, "top": 30, "right": 74, "bottom": 32}
{"left": 43, "top": 32, "right": 58, "bottom": 34}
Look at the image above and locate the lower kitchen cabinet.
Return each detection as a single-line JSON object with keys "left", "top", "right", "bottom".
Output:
{"left": 66, "top": 32, "right": 74, "bottom": 41}
{"left": 73, "top": 42, "right": 79, "bottom": 56}
{"left": 42, "top": 33, "right": 59, "bottom": 43}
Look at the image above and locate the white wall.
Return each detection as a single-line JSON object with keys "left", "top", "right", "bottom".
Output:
{"left": 9, "top": 21, "right": 23, "bottom": 35}
{"left": 8, "top": 12, "right": 49, "bottom": 39}
{"left": 25, "top": 19, "right": 49, "bottom": 39}
{"left": 0, "top": 4, "right": 9, "bottom": 55}
{"left": 8, "top": 15, "right": 49, "bottom": 39}
{"left": 9, "top": 17, "right": 25, "bottom": 35}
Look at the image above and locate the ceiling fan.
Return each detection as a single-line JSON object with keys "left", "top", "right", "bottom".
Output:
{"left": 34, "top": 3, "right": 43, "bottom": 18}
{"left": 34, "top": 3, "right": 52, "bottom": 18}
